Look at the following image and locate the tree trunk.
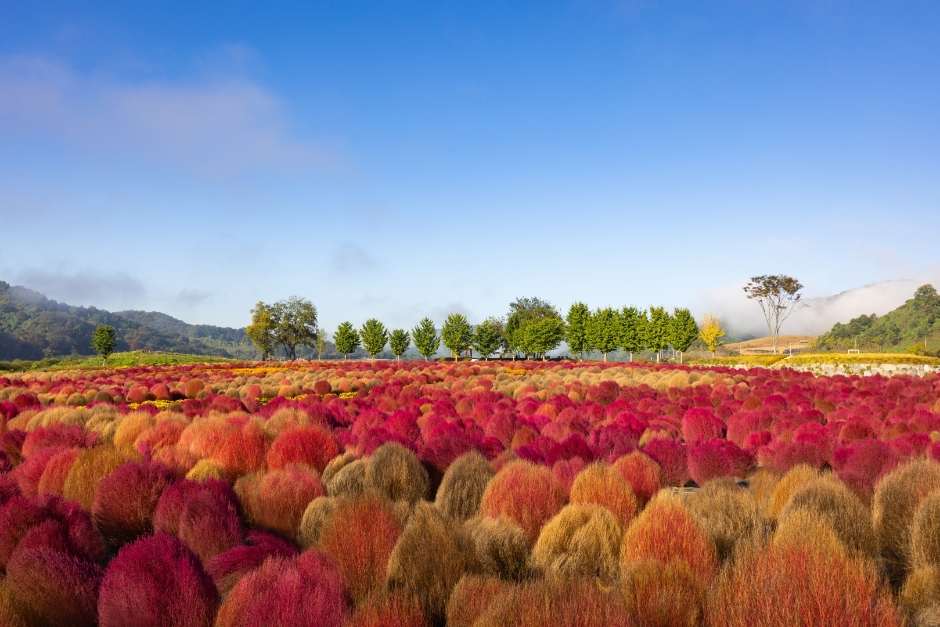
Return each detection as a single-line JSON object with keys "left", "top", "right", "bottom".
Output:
{"left": 603, "top": 352, "right": 607, "bottom": 362}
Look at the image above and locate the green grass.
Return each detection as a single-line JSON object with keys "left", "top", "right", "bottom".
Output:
{"left": 0, "top": 351, "right": 239, "bottom": 373}
{"left": 783, "top": 353, "right": 940, "bottom": 366}
{"left": 687, "top": 355, "right": 788, "bottom": 367}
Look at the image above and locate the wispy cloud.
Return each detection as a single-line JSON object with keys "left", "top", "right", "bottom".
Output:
{"left": 0, "top": 56, "right": 342, "bottom": 178}
{"left": 330, "top": 242, "right": 379, "bottom": 275}
{"left": 14, "top": 268, "right": 146, "bottom": 308}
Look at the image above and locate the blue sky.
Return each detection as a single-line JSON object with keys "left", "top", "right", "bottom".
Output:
{"left": 1, "top": 1, "right": 938, "bottom": 336}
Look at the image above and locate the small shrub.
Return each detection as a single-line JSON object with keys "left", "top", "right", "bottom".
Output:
{"left": 92, "top": 461, "right": 177, "bottom": 547}
{"left": 472, "top": 577, "right": 632, "bottom": 627}
{"left": 365, "top": 442, "right": 429, "bottom": 504}
{"left": 642, "top": 438, "right": 689, "bottom": 487}
{"left": 873, "top": 459, "right": 940, "bottom": 587}
{"left": 911, "top": 491, "right": 940, "bottom": 570}
{"left": 569, "top": 462, "right": 639, "bottom": 528}
{"left": 620, "top": 559, "right": 704, "bottom": 627}
{"left": 235, "top": 465, "right": 324, "bottom": 541}
{"left": 446, "top": 576, "right": 510, "bottom": 627}
{"left": 21, "top": 424, "right": 95, "bottom": 458}
{"left": 206, "top": 530, "right": 299, "bottom": 598}
{"left": 319, "top": 495, "right": 402, "bottom": 604}
{"left": 778, "top": 474, "right": 876, "bottom": 560}
{"left": 612, "top": 450, "right": 664, "bottom": 505}
{"left": 706, "top": 541, "right": 902, "bottom": 627}
{"left": 434, "top": 451, "right": 494, "bottom": 520}
{"left": 214, "top": 550, "right": 348, "bottom": 627}
{"left": 297, "top": 496, "right": 341, "bottom": 549}
{"left": 14, "top": 445, "right": 67, "bottom": 496}
{"left": 37, "top": 447, "right": 81, "bottom": 496}
{"left": 620, "top": 493, "right": 718, "bottom": 585}
{"left": 479, "top": 460, "right": 568, "bottom": 544}
{"left": 765, "top": 463, "right": 819, "bottom": 523}
{"left": 97, "top": 533, "right": 220, "bottom": 627}
{"left": 532, "top": 503, "right": 623, "bottom": 584}
{"left": 346, "top": 592, "right": 429, "bottom": 627}
{"left": 687, "top": 439, "right": 734, "bottom": 485}
{"left": 773, "top": 507, "right": 849, "bottom": 559}
{"left": 386, "top": 501, "right": 478, "bottom": 624}
{"left": 186, "top": 458, "right": 228, "bottom": 482}
{"left": 464, "top": 516, "right": 531, "bottom": 580}
{"left": 685, "top": 477, "right": 763, "bottom": 563}
{"left": 899, "top": 565, "right": 940, "bottom": 618}
{"left": 5, "top": 547, "right": 102, "bottom": 627}
{"left": 266, "top": 425, "right": 339, "bottom": 473}
{"left": 63, "top": 444, "right": 142, "bottom": 510}
{"left": 326, "top": 458, "right": 368, "bottom": 499}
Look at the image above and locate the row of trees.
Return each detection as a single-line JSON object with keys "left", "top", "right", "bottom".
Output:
{"left": 246, "top": 296, "right": 725, "bottom": 362}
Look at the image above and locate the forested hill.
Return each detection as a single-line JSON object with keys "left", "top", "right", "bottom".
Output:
{"left": 816, "top": 284, "right": 940, "bottom": 353}
{"left": 0, "top": 280, "right": 258, "bottom": 360}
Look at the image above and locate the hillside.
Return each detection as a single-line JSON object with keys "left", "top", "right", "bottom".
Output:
{"left": 0, "top": 280, "right": 259, "bottom": 360}
{"left": 816, "top": 284, "right": 940, "bottom": 353}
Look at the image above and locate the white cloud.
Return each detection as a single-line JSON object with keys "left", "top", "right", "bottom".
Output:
{"left": 0, "top": 56, "right": 341, "bottom": 178}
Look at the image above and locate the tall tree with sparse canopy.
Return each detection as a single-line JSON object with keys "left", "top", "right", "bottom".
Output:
{"left": 619, "top": 306, "right": 646, "bottom": 361}
{"left": 646, "top": 306, "right": 671, "bottom": 362}
{"left": 442, "top": 313, "right": 474, "bottom": 361}
{"left": 743, "top": 274, "right": 808, "bottom": 354}
{"left": 412, "top": 318, "right": 441, "bottom": 361}
{"left": 270, "top": 296, "right": 318, "bottom": 360}
{"left": 587, "top": 307, "right": 620, "bottom": 362}
{"left": 565, "top": 302, "right": 591, "bottom": 360}
{"left": 668, "top": 308, "right": 699, "bottom": 363}
{"left": 699, "top": 312, "right": 725, "bottom": 356}
{"left": 360, "top": 319, "right": 388, "bottom": 361}
{"left": 333, "top": 322, "right": 360, "bottom": 361}
{"left": 91, "top": 324, "right": 116, "bottom": 365}
{"left": 246, "top": 302, "right": 277, "bottom": 361}
{"left": 316, "top": 330, "right": 329, "bottom": 361}
{"left": 389, "top": 329, "right": 410, "bottom": 361}
{"left": 473, "top": 317, "right": 505, "bottom": 359}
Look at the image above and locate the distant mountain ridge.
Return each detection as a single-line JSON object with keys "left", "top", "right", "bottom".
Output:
{"left": 0, "top": 280, "right": 259, "bottom": 360}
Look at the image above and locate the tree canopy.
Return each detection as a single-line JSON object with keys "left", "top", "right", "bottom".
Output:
{"left": 360, "top": 319, "right": 388, "bottom": 360}
{"left": 619, "top": 306, "right": 647, "bottom": 360}
{"left": 645, "top": 306, "right": 670, "bottom": 360}
{"left": 473, "top": 318, "right": 505, "bottom": 359}
{"left": 668, "top": 307, "right": 699, "bottom": 361}
{"left": 246, "top": 302, "right": 277, "bottom": 361}
{"left": 587, "top": 307, "right": 619, "bottom": 361}
{"left": 333, "top": 322, "right": 360, "bottom": 360}
{"left": 442, "top": 313, "right": 474, "bottom": 360}
{"left": 91, "top": 325, "right": 117, "bottom": 365}
{"left": 389, "top": 329, "right": 410, "bottom": 360}
{"left": 506, "top": 296, "right": 565, "bottom": 359}
{"left": 270, "top": 297, "right": 318, "bottom": 360}
{"left": 698, "top": 312, "right": 726, "bottom": 355}
{"left": 743, "top": 274, "right": 807, "bottom": 354}
{"left": 565, "top": 302, "right": 591, "bottom": 360}
{"left": 412, "top": 318, "right": 441, "bottom": 361}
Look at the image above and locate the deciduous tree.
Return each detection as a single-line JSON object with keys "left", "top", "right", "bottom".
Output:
{"left": 646, "top": 306, "right": 670, "bottom": 362}
{"left": 389, "top": 329, "right": 410, "bottom": 361}
{"left": 587, "top": 307, "right": 619, "bottom": 362}
{"left": 316, "top": 330, "right": 329, "bottom": 361}
{"left": 91, "top": 324, "right": 116, "bottom": 365}
{"left": 360, "top": 319, "right": 388, "bottom": 361}
{"left": 565, "top": 302, "right": 591, "bottom": 360}
{"left": 334, "top": 322, "right": 360, "bottom": 361}
{"left": 271, "top": 296, "right": 318, "bottom": 360}
{"left": 668, "top": 308, "right": 699, "bottom": 363}
{"left": 412, "top": 318, "right": 441, "bottom": 361}
{"left": 699, "top": 312, "right": 725, "bottom": 356}
{"left": 442, "top": 313, "right": 473, "bottom": 361}
{"left": 246, "top": 302, "right": 277, "bottom": 361}
{"left": 524, "top": 316, "right": 565, "bottom": 360}
{"left": 619, "top": 306, "right": 647, "bottom": 362}
{"left": 505, "top": 297, "right": 564, "bottom": 359}
{"left": 472, "top": 318, "right": 505, "bottom": 359}
{"left": 743, "top": 275, "right": 808, "bottom": 354}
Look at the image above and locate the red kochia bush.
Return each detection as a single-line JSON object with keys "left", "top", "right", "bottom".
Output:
{"left": 643, "top": 438, "right": 689, "bottom": 487}
{"left": 347, "top": 594, "right": 429, "bottom": 627}
{"left": 613, "top": 451, "right": 664, "bottom": 505}
{"left": 5, "top": 547, "right": 103, "bottom": 627}
{"left": 236, "top": 465, "right": 325, "bottom": 541}
{"left": 215, "top": 550, "right": 349, "bottom": 627}
{"left": 682, "top": 408, "right": 725, "bottom": 445}
{"left": 480, "top": 460, "right": 568, "bottom": 544}
{"left": 267, "top": 425, "right": 339, "bottom": 473}
{"left": 92, "top": 461, "right": 177, "bottom": 547}
{"left": 37, "top": 446, "right": 82, "bottom": 496}
{"left": 21, "top": 424, "right": 96, "bottom": 458}
{"left": 318, "top": 496, "right": 403, "bottom": 603}
{"left": 207, "top": 530, "right": 299, "bottom": 597}
{"left": 14, "top": 445, "right": 68, "bottom": 496}
{"left": 98, "top": 533, "right": 220, "bottom": 627}
{"left": 707, "top": 542, "right": 901, "bottom": 627}
{"left": 688, "top": 439, "right": 734, "bottom": 486}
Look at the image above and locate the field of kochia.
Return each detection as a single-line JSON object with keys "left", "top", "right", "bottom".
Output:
{"left": 2, "top": 360, "right": 940, "bottom": 626}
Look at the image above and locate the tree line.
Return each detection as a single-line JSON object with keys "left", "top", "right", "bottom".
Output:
{"left": 244, "top": 296, "right": 723, "bottom": 362}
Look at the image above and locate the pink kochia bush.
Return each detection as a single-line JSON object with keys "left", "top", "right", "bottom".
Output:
{"left": 207, "top": 529, "right": 298, "bottom": 597}
{"left": 215, "top": 549, "right": 349, "bottom": 627}
{"left": 267, "top": 425, "right": 339, "bottom": 473}
{"left": 154, "top": 479, "right": 243, "bottom": 562}
{"left": 5, "top": 547, "right": 103, "bottom": 627}
{"left": 97, "top": 532, "right": 220, "bottom": 627}
{"left": 92, "top": 461, "right": 177, "bottom": 547}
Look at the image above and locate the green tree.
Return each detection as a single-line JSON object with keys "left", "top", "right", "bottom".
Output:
{"left": 91, "top": 324, "right": 116, "bottom": 365}
{"left": 505, "top": 297, "right": 564, "bottom": 359}
{"left": 646, "top": 306, "right": 670, "bottom": 362}
{"left": 524, "top": 316, "right": 566, "bottom": 360}
{"left": 619, "top": 306, "right": 647, "bottom": 361}
{"left": 565, "top": 302, "right": 592, "bottom": 360}
{"left": 668, "top": 308, "right": 699, "bottom": 363}
{"left": 360, "top": 318, "right": 388, "bottom": 361}
{"left": 587, "top": 307, "right": 620, "bottom": 362}
{"left": 270, "top": 296, "right": 318, "bottom": 360}
{"left": 473, "top": 317, "right": 505, "bottom": 359}
{"left": 412, "top": 318, "right": 441, "bottom": 361}
{"left": 333, "top": 322, "right": 360, "bottom": 360}
{"left": 442, "top": 313, "right": 474, "bottom": 361}
{"left": 389, "top": 329, "right": 410, "bottom": 361}
{"left": 743, "top": 274, "right": 808, "bottom": 354}
{"left": 246, "top": 302, "right": 277, "bottom": 361}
